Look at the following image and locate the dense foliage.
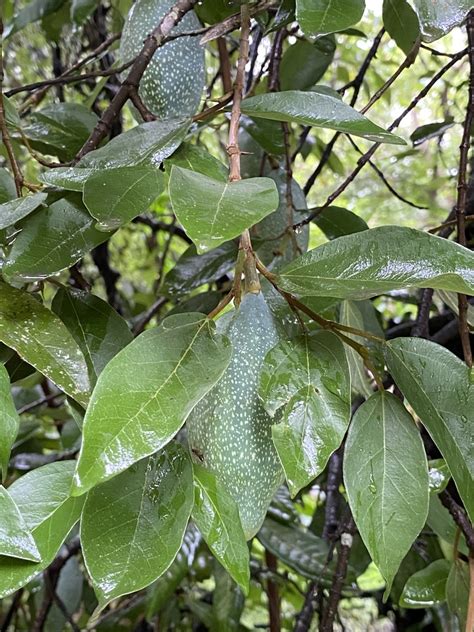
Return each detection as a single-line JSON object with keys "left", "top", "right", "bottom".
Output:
{"left": 0, "top": 0, "right": 473, "bottom": 630}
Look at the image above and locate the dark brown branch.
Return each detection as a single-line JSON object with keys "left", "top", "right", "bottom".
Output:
{"left": 0, "top": 589, "right": 24, "bottom": 632}
{"left": 74, "top": 0, "right": 199, "bottom": 163}
{"left": 217, "top": 37, "right": 233, "bottom": 94}
{"left": 199, "top": 1, "right": 277, "bottom": 45}
{"left": 129, "top": 87, "right": 156, "bottom": 121}
{"left": 297, "top": 49, "right": 467, "bottom": 229}
{"left": 265, "top": 550, "right": 281, "bottom": 632}
{"left": 132, "top": 215, "right": 192, "bottom": 243}
{"left": 412, "top": 289, "right": 434, "bottom": 339}
{"left": 17, "top": 392, "right": 64, "bottom": 414}
{"left": 133, "top": 297, "right": 168, "bottom": 335}
{"left": 440, "top": 489, "right": 474, "bottom": 553}
{"left": 455, "top": 10, "right": 474, "bottom": 368}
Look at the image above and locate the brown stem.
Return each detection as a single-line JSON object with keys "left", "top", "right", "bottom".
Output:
{"left": 467, "top": 556, "right": 474, "bottom": 632}
{"left": 439, "top": 490, "right": 474, "bottom": 553}
{"left": 265, "top": 550, "right": 281, "bottom": 632}
{"left": 217, "top": 37, "right": 233, "bottom": 94}
{"left": 73, "top": 0, "right": 199, "bottom": 163}
{"left": 455, "top": 9, "right": 474, "bottom": 368}
{"left": 0, "top": 20, "right": 23, "bottom": 196}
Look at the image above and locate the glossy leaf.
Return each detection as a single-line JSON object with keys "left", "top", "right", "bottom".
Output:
{"left": 241, "top": 91, "right": 405, "bottom": 145}
{"left": 0, "top": 282, "right": 90, "bottom": 406}
{"left": 52, "top": 288, "right": 133, "bottom": 384}
{"left": 280, "top": 37, "right": 335, "bottom": 91}
{"left": 162, "top": 242, "right": 238, "bottom": 297}
{"left": 23, "top": 103, "right": 98, "bottom": 161}
{"left": 0, "top": 487, "right": 40, "bottom": 562}
{"left": 344, "top": 391, "right": 429, "bottom": 594}
{"left": 400, "top": 559, "right": 450, "bottom": 608}
{"left": 83, "top": 166, "right": 165, "bottom": 231}
{"left": 260, "top": 332, "right": 351, "bottom": 495}
{"left": 296, "top": 0, "right": 365, "bottom": 36}
{"left": 411, "top": 120, "right": 455, "bottom": 146}
{"left": 72, "top": 313, "right": 232, "bottom": 495}
{"left": 0, "top": 169, "right": 16, "bottom": 203}
{"left": 168, "top": 143, "right": 228, "bottom": 181}
{"left": 192, "top": 463, "right": 250, "bottom": 594}
{"left": 383, "top": 0, "right": 420, "bottom": 55}
{"left": 446, "top": 561, "right": 470, "bottom": 629}
{"left": 0, "top": 192, "right": 48, "bottom": 230}
{"left": 0, "top": 462, "right": 85, "bottom": 599}
{"left": 81, "top": 444, "right": 194, "bottom": 608}
{"left": 412, "top": 0, "right": 472, "bottom": 41}
{"left": 169, "top": 166, "right": 279, "bottom": 253}
{"left": 385, "top": 337, "right": 474, "bottom": 522}
{"left": 313, "top": 206, "right": 368, "bottom": 240}
{"left": 3, "top": 194, "right": 112, "bottom": 283}
{"left": 278, "top": 226, "right": 474, "bottom": 298}
{"left": 428, "top": 459, "right": 451, "bottom": 494}
{"left": 0, "top": 364, "right": 19, "bottom": 480}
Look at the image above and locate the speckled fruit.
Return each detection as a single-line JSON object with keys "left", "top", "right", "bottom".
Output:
{"left": 119, "top": 0, "right": 205, "bottom": 119}
{"left": 187, "top": 292, "right": 283, "bottom": 540}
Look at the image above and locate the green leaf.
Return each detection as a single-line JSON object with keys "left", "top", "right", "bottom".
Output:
{"left": 192, "top": 463, "right": 250, "bottom": 594}
{"left": 278, "top": 226, "right": 474, "bottom": 298}
{"left": 385, "top": 337, "right": 474, "bottom": 523}
{"left": 437, "top": 290, "right": 474, "bottom": 327}
{"left": 3, "top": 193, "right": 112, "bottom": 283}
{"left": 411, "top": 121, "right": 456, "bottom": 146}
{"left": 83, "top": 166, "right": 165, "bottom": 231}
{"left": 344, "top": 391, "right": 429, "bottom": 595}
{"left": 400, "top": 559, "right": 450, "bottom": 608}
{"left": 211, "top": 563, "right": 245, "bottom": 632}
{"left": 0, "top": 364, "right": 20, "bottom": 480}
{"left": 3, "top": 97, "right": 21, "bottom": 130}
{"left": 52, "top": 288, "right": 133, "bottom": 384}
{"left": 259, "top": 332, "right": 351, "bottom": 495}
{"left": 412, "top": 0, "right": 472, "bottom": 41}
{"left": 71, "top": 0, "right": 96, "bottom": 23}
{"left": 314, "top": 206, "right": 369, "bottom": 240}
{"left": 241, "top": 91, "right": 404, "bottom": 145}
{"left": 383, "top": 0, "right": 420, "bottom": 55}
{"left": 0, "top": 282, "right": 90, "bottom": 406}
{"left": 168, "top": 143, "right": 228, "bottom": 181}
{"left": 0, "top": 462, "right": 85, "bottom": 599}
{"left": 146, "top": 525, "right": 201, "bottom": 618}
{"left": 0, "top": 487, "right": 41, "bottom": 562}
{"left": 162, "top": 242, "right": 238, "bottom": 297}
{"left": 81, "top": 443, "right": 194, "bottom": 609}
{"left": 280, "top": 37, "right": 336, "bottom": 91}
{"left": 446, "top": 561, "right": 470, "bottom": 629}
{"left": 169, "top": 166, "right": 279, "bottom": 253}
{"left": 7, "top": 0, "right": 67, "bottom": 36}
{"left": 428, "top": 459, "right": 451, "bottom": 494}
{"left": 72, "top": 313, "right": 232, "bottom": 495}
{"left": 23, "top": 104, "right": 98, "bottom": 161}
{"left": 427, "top": 496, "right": 468, "bottom": 557}
{"left": 0, "top": 192, "right": 48, "bottom": 230}
{"left": 241, "top": 117, "right": 286, "bottom": 155}
{"left": 0, "top": 169, "right": 16, "bottom": 203}
{"left": 296, "top": 0, "right": 365, "bottom": 35}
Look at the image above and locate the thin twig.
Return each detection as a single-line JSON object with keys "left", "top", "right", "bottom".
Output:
{"left": 439, "top": 490, "right": 474, "bottom": 553}
{"left": 265, "top": 550, "right": 281, "bottom": 632}
{"left": 455, "top": 10, "right": 474, "bottom": 368}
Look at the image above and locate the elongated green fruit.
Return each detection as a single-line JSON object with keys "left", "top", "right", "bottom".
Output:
{"left": 187, "top": 292, "right": 283, "bottom": 540}
{"left": 119, "top": 0, "right": 205, "bottom": 118}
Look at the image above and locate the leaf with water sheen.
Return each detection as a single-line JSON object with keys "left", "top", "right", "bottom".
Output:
{"left": 169, "top": 166, "right": 279, "bottom": 253}
{"left": 52, "top": 288, "right": 133, "bottom": 384}
{"left": 81, "top": 444, "right": 194, "bottom": 609}
{"left": 446, "top": 561, "right": 469, "bottom": 629}
{"left": 0, "top": 487, "right": 40, "bottom": 562}
{"left": 400, "top": 559, "right": 450, "bottom": 608}
{"left": 344, "top": 391, "right": 429, "bottom": 595}
{"left": 0, "top": 192, "right": 48, "bottom": 230}
{"left": 0, "top": 282, "right": 90, "bottom": 406}
{"left": 383, "top": 0, "right": 420, "bottom": 55}
{"left": 3, "top": 194, "right": 112, "bottom": 283}
{"left": 296, "top": 0, "right": 365, "bottom": 35}
{"left": 0, "top": 462, "right": 85, "bottom": 599}
{"left": 278, "top": 226, "right": 474, "bottom": 298}
{"left": 260, "top": 332, "right": 351, "bottom": 495}
{"left": 0, "top": 364, "right": 20, "bottom": 480}
{"left": 385, "top": 337, "right": 474, "bottom": 523}
{"left": 83, "top": 166, "right": 165, "bottom": 231}
{"left": 241, "top": 91, "right": 404, "bottom": 145}
{"left": 72, "top": 313, "right": 232, "bottom": 495}
{"left": 412, "top": 0, "right": 472, "bottom": 41}
{"left": 192, "top": 463, "right": 250, "bottom": 594}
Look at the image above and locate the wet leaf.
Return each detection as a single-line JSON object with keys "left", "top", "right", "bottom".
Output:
{"left": 0, "top": 192, "right": 48, "bottom": 230}
{"left": 296, "top": 0, "right": 365, "bottom": 36}
{"left": 169, "top": 166, "right": 279, "bottom": 253}
{"left": 0, "top": 487, "right": 41, "bottom": 562}
{"left": 344, "top": 391, "right": 429, "bottom": 595}
{"left": 278, "top": 226, "right": 474, "bottom": 298}
{"left": 260, "top": 331, "right": 351, "bottom": 495}
{"left": 446, "top": 560, "right": 470, "bottom": 629}
{"left": 81, "top": 444, "right": 194, "bottom": 609}
{"left": 0, "top": 364, "right": 20, "bottom": 480}
{"left": 386, "top": 337, "right": 474, "bottom": 522}
{"left": 0, "top": 282, "right": 90, "bottom": 406}
{"left": 72, "top": 313, "right": 232, "bottom": 494}
{"left": 280, "top": 37, "right": 336, "bottom": 90}
{"left": 192, "top": 463, "right": 250, "bottom": 594}
{"left": 383, "top": 0, "right": 420, "bottom": 55}
{"left": 400, "top": 559, "right": 450, "bottom": 608}
{"left": 241, "top": 91, "right": 405, "bottom": 145}
{"left": 412, "top": 0, "right": 472, "bottom": 41}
